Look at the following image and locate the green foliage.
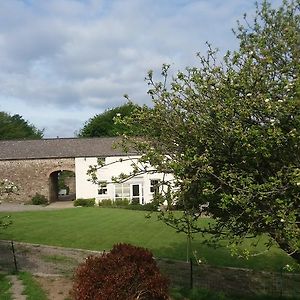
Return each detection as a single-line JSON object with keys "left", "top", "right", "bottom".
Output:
{"left": 125, "top": 202, "right": 158, "bottom": 211}
{"left": 98, "top": 199, "right": 113, "bottom": 206}
{"left": 0, "top": 179, "right": 18, "bottom": 196}
{"left": 0, "top": 216, "right": 12, "bottom": 230}
{"left": 58, "top": 170, "right": 74, "bottom": 192}
{"left": 97, "top": 198, "right": 161, "bottom": 211}
{"left": 31, "top": 193, "right": 47, "bottom": 205}
{"left": 114, "top": 198, "right": 130, "bottom": 206}
{"left": 72, "top": 243, "right": 169, "bottom": 300}
{"left": 0, "top": 180, "right": 17, "bottom": 231}
{"left": 73, "top": 198, "right": 95, "bottom": 207}
{"left": 98, "top": 199, "right": 158, "bottom": 210}
{"left": 131, "top": 198, "right": 140, "bottom": 205}
{"left": 120, "top": 1, "right": 300, "bottom": 263}
{"left": 0, "top": 111, "right": 43, "bottom": 140}
{"left": 18, "top": 272, "right": 47, "bottom": 300}
{"left": 78, "top": 102, "right": 140, "bottom": 137}
{"left": 171, "top": 287, "right": 227, "bottom": 300}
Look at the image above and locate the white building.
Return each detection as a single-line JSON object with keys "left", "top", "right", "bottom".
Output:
{"left": 75, "top": 155, "right": 173, "bottom": 205}
{"left": 0, "top": 137, "right": 172, "bottom": 204}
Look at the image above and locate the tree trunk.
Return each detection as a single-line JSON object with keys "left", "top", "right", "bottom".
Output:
{"left": 289, "top": 250, "right": 300, "bottom": 265}
{"left": 273, "top": 237, "right": 300, "bottom": 265}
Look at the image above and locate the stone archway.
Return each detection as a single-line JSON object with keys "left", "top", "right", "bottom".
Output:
{"left": 48, "top": 169, "right": 76, "bottom": 203}
{"left": 0, "top": 158, "right": 75, "bottom": 204}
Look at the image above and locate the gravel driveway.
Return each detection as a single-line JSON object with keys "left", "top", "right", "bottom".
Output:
{"left": 0, "top": 201, "right": 74, "bottom": 212}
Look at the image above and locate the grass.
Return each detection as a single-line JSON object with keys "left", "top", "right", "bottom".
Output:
{"left": 0, "top": 274, "right": 12, "bottom": 300}
{"left": 18, "top": 272, "right": 47, "bottom": 300}
{"left": 171, "top": 287, "right": 300, "bottom": 300}
{"left": 0, "top": 207, "right": 298, "bottom": 272}
{"left": 41, "top": 254, "right": 77, "bottom": 265}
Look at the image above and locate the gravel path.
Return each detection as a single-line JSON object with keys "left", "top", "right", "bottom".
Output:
{"left": 7, "top": 275, "right": 26, "bottom": 300}
{"left": 0, "top": 201, "right": 74, "bottom": 212}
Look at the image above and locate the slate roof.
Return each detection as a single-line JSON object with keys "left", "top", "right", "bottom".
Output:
{"left": 0, "top": 137, "right": 133, "bottom": 160}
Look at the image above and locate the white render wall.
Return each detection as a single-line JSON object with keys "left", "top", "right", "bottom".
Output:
{"left": 75, "top": 156, "right": 173, "bottom": 204}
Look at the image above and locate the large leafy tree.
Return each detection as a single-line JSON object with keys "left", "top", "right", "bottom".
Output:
{"left": 117, "top": 0, "right": 300, "bottom": 263}
{"left": 78, "top": 102, "right": 139, "bottom": 137}
{"left": 0, "top": 111, "right": 43, "bottom": 140}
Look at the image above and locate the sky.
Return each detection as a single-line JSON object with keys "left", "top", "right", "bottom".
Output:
{"left": 0, "top": 0, "right": 281, "bottom": 138}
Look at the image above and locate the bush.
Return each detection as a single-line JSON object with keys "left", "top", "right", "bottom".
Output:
{"left": 72, "top": 243, "right": 169, "bottom": 300}
{"left": 31, "top": 193, "right": 47, "bottom": 205}
{"left": 114, "top": 198, "right": 130, "bottom": 206}
{"left": 99, "top": 199, "right": 130, "bottom": 207}
{"left": 74, "top": 198, "right": 95, "bottom": 207}
{"left": 98, "top": 199, "right": 113, "bottom": 207}
{"left": 125, "top": 202, "right": 158, "bottom": 211}
{"left": 131, "top": 198, "right": 140, "bottom": 205}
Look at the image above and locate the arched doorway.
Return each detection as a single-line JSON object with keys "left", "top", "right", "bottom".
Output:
{"left": 49, "top": 170, "right": 76, "bottom": 203}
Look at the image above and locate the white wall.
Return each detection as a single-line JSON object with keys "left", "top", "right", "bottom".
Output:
{"left": 75, "top": 157, "right": 98, "bottom": 199}
{"left": 75, "top": 156, "right": 173, "bottom": 204}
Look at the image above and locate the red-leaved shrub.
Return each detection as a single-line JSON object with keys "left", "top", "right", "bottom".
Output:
{"left": 72, "top": 243, "right": 169, "bottom": 300}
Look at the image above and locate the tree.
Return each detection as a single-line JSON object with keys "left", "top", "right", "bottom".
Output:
{"left": 0, "top": 179, "right": 18, "bottom": 229}
{"left": 116, "top": 0, "right": 300, "bottom": 263}
{"left": 0, "top": 111, "right": 43, "bottom": 140}
{"left": 78, "top": 102, "right": 140, "bottom": 137}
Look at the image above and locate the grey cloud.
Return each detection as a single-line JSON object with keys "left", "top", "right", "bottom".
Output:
{"left": 0, "top": 0, "right": 258, "bottom": 137}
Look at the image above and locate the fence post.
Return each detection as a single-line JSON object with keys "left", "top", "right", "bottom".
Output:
{"left": 11, "top": 240, "right": 18, "bottom": 274}
{"left": 280, "top": 268, "right": 283, "bottom": 297}
{"left": 190, "top": 258, "right": 193, "bottom": 290}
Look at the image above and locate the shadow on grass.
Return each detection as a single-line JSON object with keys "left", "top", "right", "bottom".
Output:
{"left": 154, "top": 241, "right": 300, "bottom": 298}
{"left": 152, "top": 239, "right": 299, "bottom": 273}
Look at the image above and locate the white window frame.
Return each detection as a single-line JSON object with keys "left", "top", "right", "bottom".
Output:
{"left": 114, "top": 183, "right": 130, "bottom": 200}
{"left": 130, "top": 183, "right": 143, "bottom": 204}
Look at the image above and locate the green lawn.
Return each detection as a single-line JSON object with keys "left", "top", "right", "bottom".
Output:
{"left": 0, "top": 207, "right": 297, "bottom": 272}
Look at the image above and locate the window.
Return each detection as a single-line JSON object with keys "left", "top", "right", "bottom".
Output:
{"left": 98, "top": 181, "right": 107, "bottom": 195}
{"left": 150, "top": 180, "right": 160, "bottom": 194}
{"left": 115, "top": 183, "right": 130, "bottom": 200}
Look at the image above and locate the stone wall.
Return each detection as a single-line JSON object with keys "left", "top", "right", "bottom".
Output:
{"left": 0, "top": 158, "right": 75, "bottom": 204}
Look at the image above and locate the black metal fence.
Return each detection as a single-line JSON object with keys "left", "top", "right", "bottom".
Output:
{"left": 0, "top": 240, "right": 19, "bottom": 273}
{"left": 157, "top": 258, "right": 300, "bottom": 298}
{"left": 1, "top": 240, "right": 299, "bottom": 298}
{"left": 0, "top": 240, "right": 94, "bottom": 276}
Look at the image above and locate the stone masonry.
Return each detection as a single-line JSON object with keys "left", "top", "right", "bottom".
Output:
{"left": 0, "top": 158, "right": 74, "bottom": 204}
{"left": 0, "top": 137, "right": 128, "bottom": 204}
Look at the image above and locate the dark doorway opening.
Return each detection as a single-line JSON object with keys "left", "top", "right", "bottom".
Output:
{"left": 49, "top": 170, "right": 76, "bottom": 203}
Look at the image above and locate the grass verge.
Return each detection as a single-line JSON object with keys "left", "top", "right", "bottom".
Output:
{"left": 18, "top": 272, "right": 47, "bottom": 300}
{"left": 0, "top": 274, "right": 12, "bottom": 300}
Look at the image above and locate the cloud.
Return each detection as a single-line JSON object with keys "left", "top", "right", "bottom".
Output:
{"left": 0, "top": 0, "right": 266, "bottom": 137}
